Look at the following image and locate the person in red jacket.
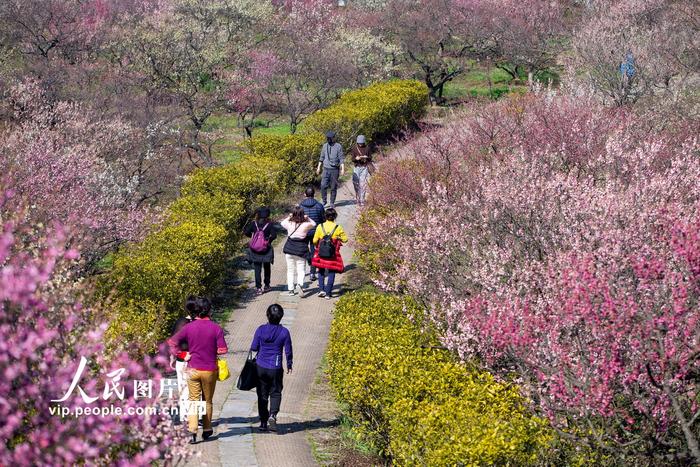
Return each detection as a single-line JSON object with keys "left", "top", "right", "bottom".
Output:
{"left": 311, "top": 208, "right": 348, "bottom": 299}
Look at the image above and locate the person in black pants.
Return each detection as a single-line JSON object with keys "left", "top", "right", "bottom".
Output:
{"left": 250, "top": 304, "right": 293, "bottom": 432}
{"left": 299, "top": 186, "right": 325, "bottom": 281}
{"left": 244, "top": 207, "right": 277, "bottom": 294}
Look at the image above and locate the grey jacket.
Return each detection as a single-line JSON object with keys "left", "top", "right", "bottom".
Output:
{"left": 319, "top": 142, "right": 344, "bottom": 170}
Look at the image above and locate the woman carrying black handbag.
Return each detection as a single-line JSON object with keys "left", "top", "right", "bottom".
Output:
{"left": 280, "top": 206, "right": 317, "bottom": 297}
{"left": 249, "top": 304, "right": 293, "bottom": 432}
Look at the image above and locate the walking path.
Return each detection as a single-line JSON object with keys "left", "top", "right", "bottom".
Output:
{"left": 187, "top": 180, "right": 358, "bottom": 467}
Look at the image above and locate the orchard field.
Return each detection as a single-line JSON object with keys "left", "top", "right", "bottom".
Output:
{"left": 0, "top": 0, "right": 698, "bottom": 466}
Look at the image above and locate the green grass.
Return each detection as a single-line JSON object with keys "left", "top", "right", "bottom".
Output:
{"left": 94, "top": 252, "right": 115, "bottom": 272}
{"left": 308, "top": 433, "right": 335, "bottom": 464}
{"left": 255, "top": 122, "right": 292, "bottom": 136}
{"left": 204, "top": 114, "right": 295, "bottom": 163}
{"left": 202, "top": 114, "right": 240, "bottom": 132}
{"left": 441, "top": 61, "right": 559, "bottom": 102}
{"left": 443, "top": 65, "right": 524, "bottom": 101}
{"left": 215, "top": 148, "right": 242, "bottom": 164}
{"left": 337, "top": 413, "right": 384, "bottom": 458}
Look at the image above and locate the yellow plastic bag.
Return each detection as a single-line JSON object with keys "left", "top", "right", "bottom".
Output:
{"left": 217, "top": 357, "right": 230, "bottom": 381}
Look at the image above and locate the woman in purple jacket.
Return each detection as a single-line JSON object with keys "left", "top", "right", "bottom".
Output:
{"left": 250, "top": 304, "right": 293, "bottom": 432}
{"left": 168, "top": 297, "right": 228, "bottom": 444}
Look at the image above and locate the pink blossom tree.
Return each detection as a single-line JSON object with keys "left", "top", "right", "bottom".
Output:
{"left": 227, "top": 49, "right": 281, "bottom": 137}
{"left": 372, "top": 0, "right": 483, "bottom": 104}
{"left": 1, "top": 80, "right": 151, "bottom": 264}
{"left": 0, "top": 195, "right": 189, "bottom": 465}
{"left": 472, "top": 0, "right": 568, "bottom": 84}
{"left": 361, "top": 93, "right": 700, "bottom": 462}
{"left": 568, "top": 0, "right": 700, "bottom": 107}
{"left": 251, "top": 0, "right": 357, "bottom": 133}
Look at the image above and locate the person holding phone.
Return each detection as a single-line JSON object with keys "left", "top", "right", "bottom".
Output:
{"left": 351, "top": 134, "right": 373, "bottom": 207}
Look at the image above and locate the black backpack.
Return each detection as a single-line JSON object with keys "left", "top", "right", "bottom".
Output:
{"left": 318, "top": 224, "right": 338, "bottom": 259}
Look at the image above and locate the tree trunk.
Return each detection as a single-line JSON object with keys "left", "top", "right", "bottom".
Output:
{"left": 497, "top": 64, "right": 518, "bottom": 83}
{"left": 667, "top": 385, "right": 700, "bottom": 463}
{"left": 424, "top": 70, "right": 438, "bottom": 105}
{"left": 486, "top": 58, "right": 494, "bottom": 99}
{"left": 436, "top": 82, "right": 445, "bottom": 104}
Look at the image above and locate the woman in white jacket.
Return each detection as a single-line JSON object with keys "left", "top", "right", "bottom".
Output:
{"left": 281, "top": 206, "right": 317, "bottom": 296}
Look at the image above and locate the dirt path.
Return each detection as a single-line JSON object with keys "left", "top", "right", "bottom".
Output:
{"left": 186, "top": 179, "right": 358, "bottom": 467}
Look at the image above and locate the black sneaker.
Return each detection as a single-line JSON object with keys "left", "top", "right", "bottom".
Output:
{"left": 268, "top": 415, "right": 277, "bottom": 432}
{"left": 202, "top": 429, "right": 213, "bottom": 441}
{"left": 258, "top": 423, "right": 269, "bottom": 432}
{"left": 189, "top": 434, "right": 197, "bottom": 444}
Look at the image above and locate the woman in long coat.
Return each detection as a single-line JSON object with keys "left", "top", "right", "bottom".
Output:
{"left": 244, "top": 207, "right": 277, "bottom": 294}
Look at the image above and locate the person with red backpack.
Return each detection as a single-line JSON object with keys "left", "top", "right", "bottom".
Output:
{"left": 244, "top": 207, "right": 277, "bottom": 294}
{"left": 311, "top": 208, "right": 348, "bottom": 299}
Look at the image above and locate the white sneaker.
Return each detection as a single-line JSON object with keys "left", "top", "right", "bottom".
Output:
{"left": 318, "top": 291, "right": 326, "bottom": 297}
{"left": 287, "top": 290, "right": 296, "bottom": 296}
{"left": 296, "top": 284, "right": 305, "bottom": 295}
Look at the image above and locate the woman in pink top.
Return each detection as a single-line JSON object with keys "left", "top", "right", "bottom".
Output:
{"left": 168, "top": 297, "right": 228, "bottom": 444}
{"left": 281, "top": 205, "right": 316, "bottom": 296}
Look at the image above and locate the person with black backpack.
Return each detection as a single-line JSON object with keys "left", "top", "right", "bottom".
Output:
{"left": 244, "top": 207, "right": 277, "bottom": 294}
{"left": 311, "top": 208, "right": 348, "bottom": 299}
{"left": 299, "top": 186, "right": 325, "bottom": 281}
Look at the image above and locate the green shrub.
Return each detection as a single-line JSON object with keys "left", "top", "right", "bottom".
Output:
{"left": 105, "top": 298, "right": 169, "bottom": 355}
{"left": 111, "top": 220, "right": 227, "bottom": 306}
{"left": 327, "top": 290, "right": 551, "bottom": 465}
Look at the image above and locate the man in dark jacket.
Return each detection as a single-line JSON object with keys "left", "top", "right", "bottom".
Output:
{"left": 300, "top": 186, "right": 325, "bottom": 281}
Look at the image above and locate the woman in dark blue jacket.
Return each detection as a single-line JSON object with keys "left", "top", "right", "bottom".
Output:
{"left": 300, "top": 186, "right": 325, "bottom": 281}
{"left": 250, "top": 304, "right": 293, "bottom": 432}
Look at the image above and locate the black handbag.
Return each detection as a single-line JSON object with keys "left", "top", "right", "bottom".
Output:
{"left": 283, "top": 237, "right": 310, "bottom": 257}
{"left": 236, "top": 351, "right": 258, "bottom": 391}
{"left": 283, "top": 222, "right": 310, "bottom": 257}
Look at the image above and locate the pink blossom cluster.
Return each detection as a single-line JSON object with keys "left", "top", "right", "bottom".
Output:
{"left": 1, "top": 80, "right": 150, "bottom": 261}
{"left": 0, "top": 197, "right": 189, "bottom": 465}
{"left": 363, "top": 94, "right": 700, "bottom": 460}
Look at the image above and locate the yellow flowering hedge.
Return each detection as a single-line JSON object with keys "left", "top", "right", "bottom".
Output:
{"left": 247, "top": 133, "right": 325, "bottom": 186}
{"left": 303, "top": 80, "right": 429, "bottom": 149}
{"left": 327, "top": 290, "right": 551, "bottom": 465}
{"left": 105, "top": 220, "right": 227, "bottom": 352}
{"left": 180, "top": 154, "right": 287, "bottom": 209}
{"left": 248, "top": 80, "right": 428, "bottom": 183}
{"left": 167, "top": 193, "right": 245, "bottom": 242}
